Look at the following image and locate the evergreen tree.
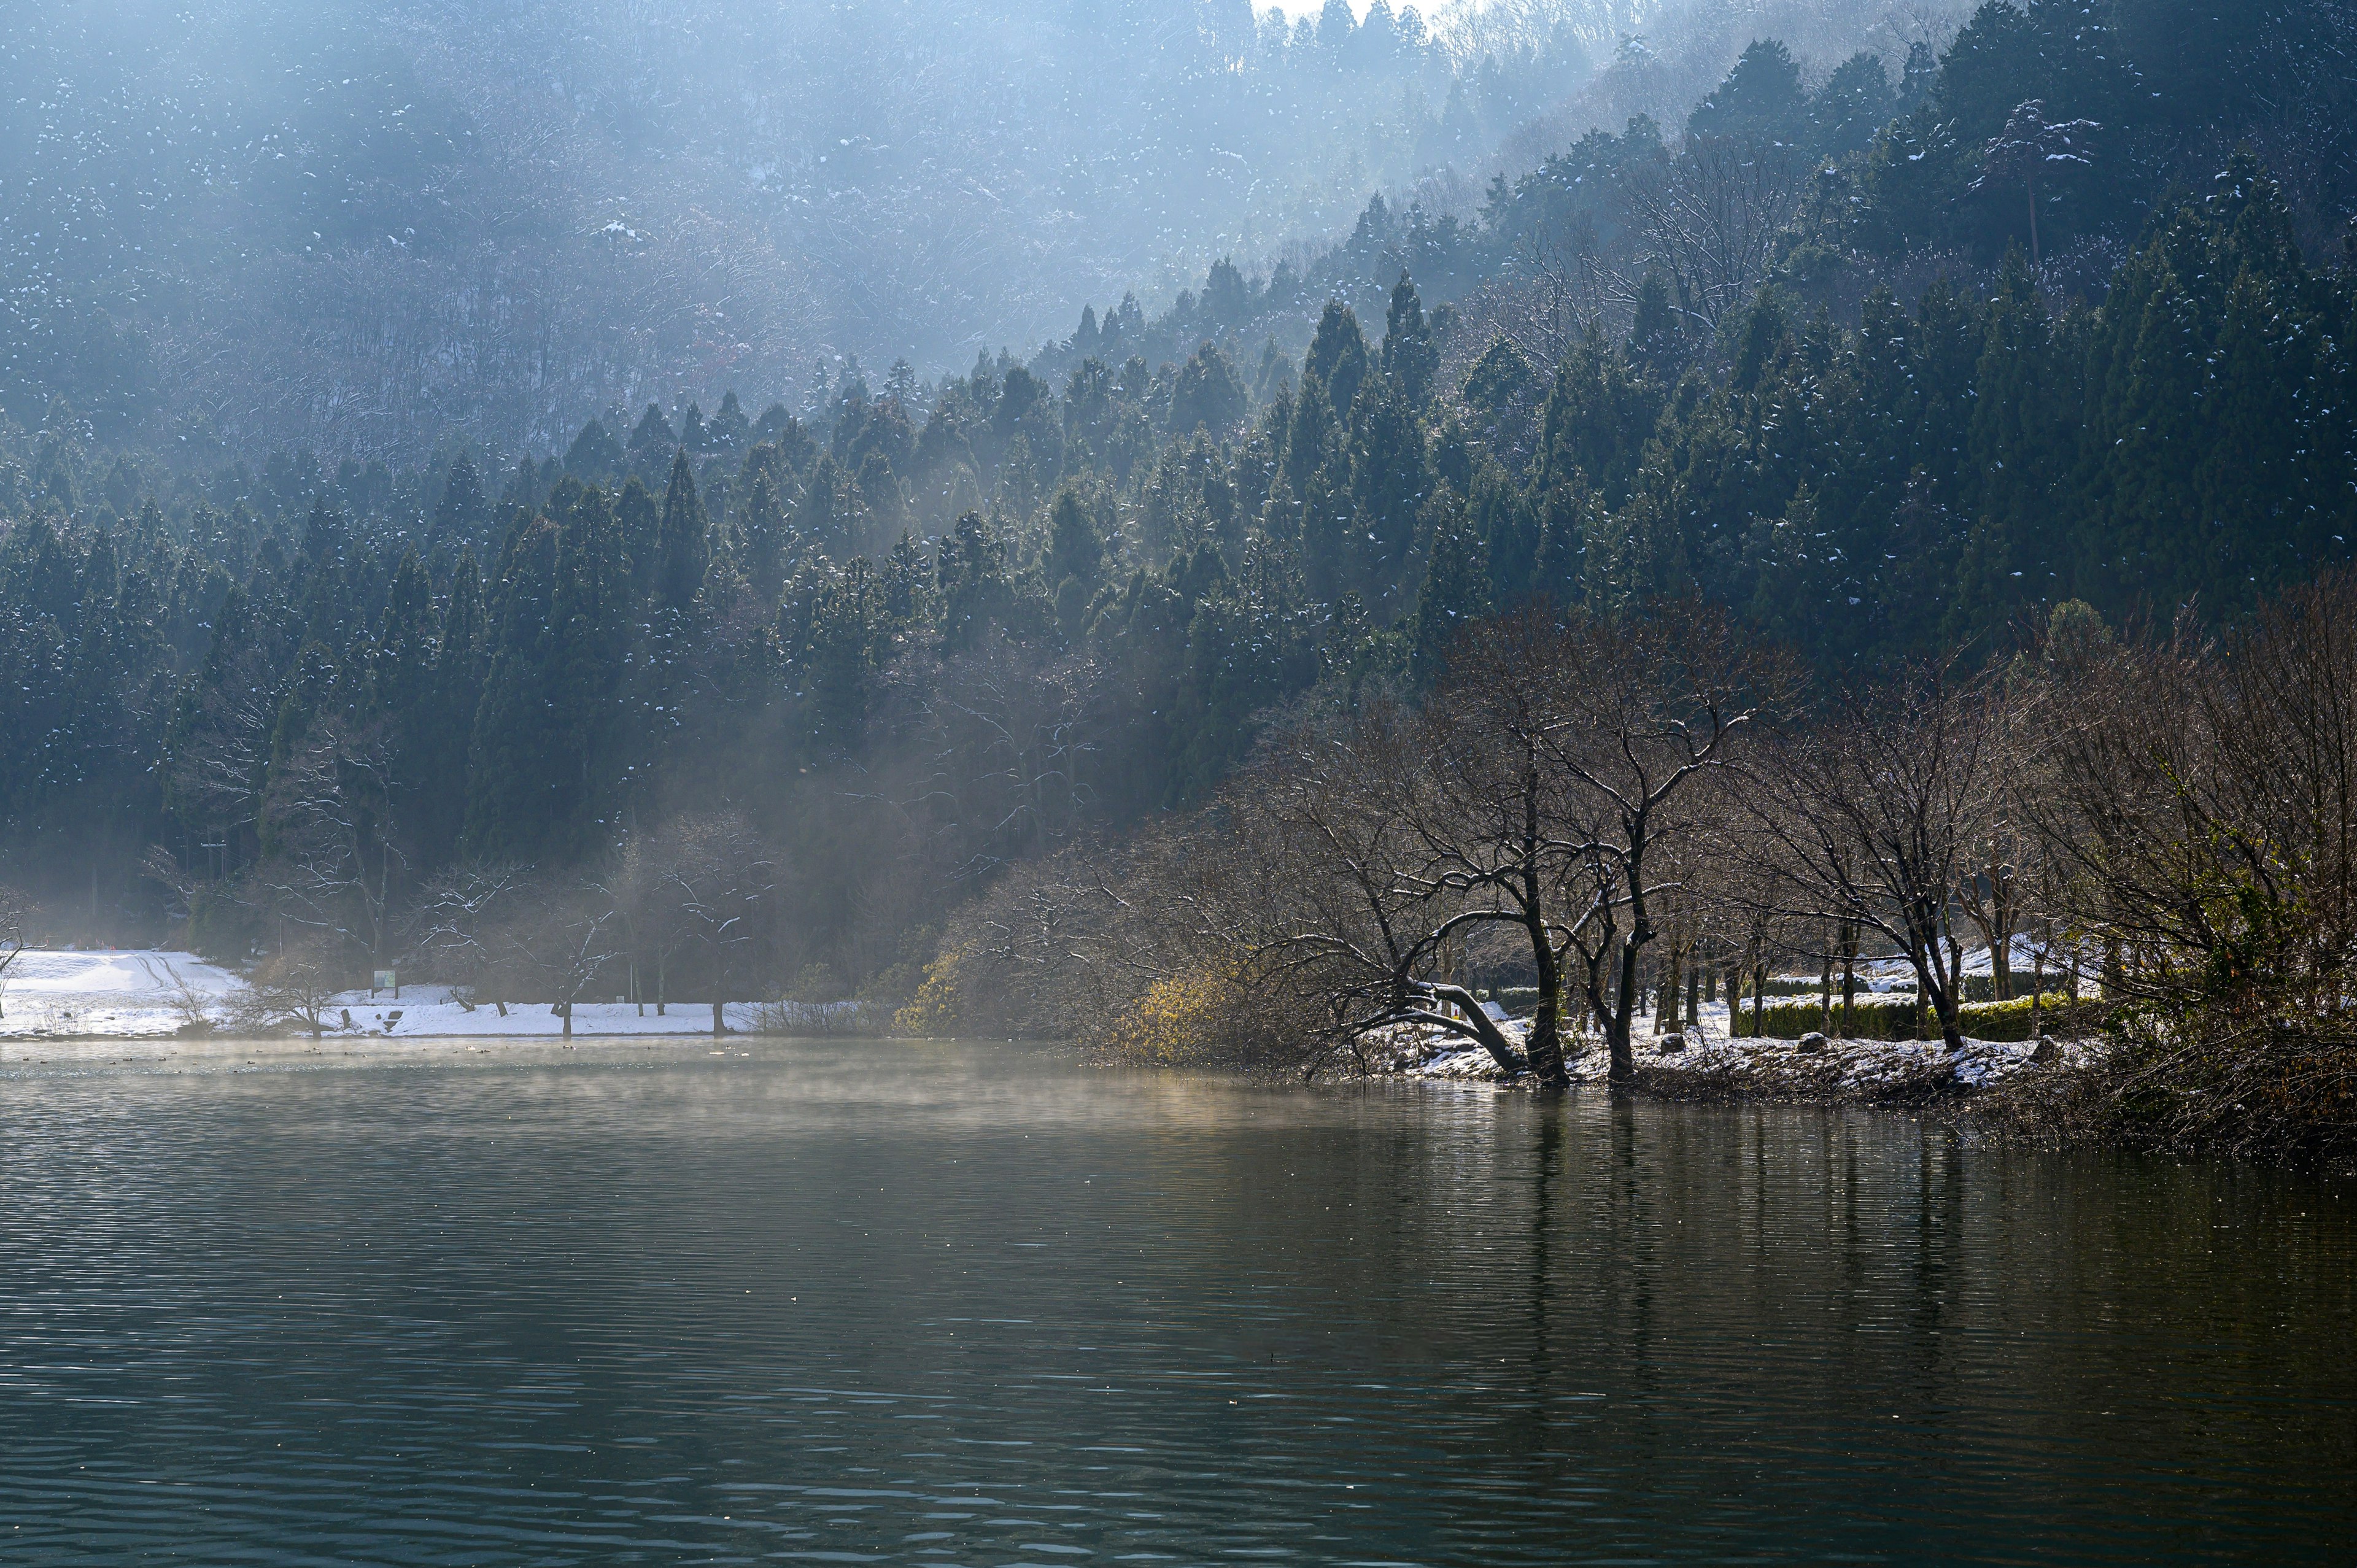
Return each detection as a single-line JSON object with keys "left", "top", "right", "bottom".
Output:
{"left": 1380, "top": 272, "right": 1438, "bottom": 407}
{"left": 614, "top": 476, "right": 662, "bottom": 600}
{"left": 629, "top": 403, "right": 678, "bottom": 465}
{"left": 413, "top": 552, "right": 483, "bottom": 867}
{"left": 1304, "top": 300, "right": 1370, "bottom": 417}
{"left": 1169, "top": 343, "right": 1247, "bottom": 437}
{"left": 565, "top": 420, "right": 624, "bottom": 480}
{"left": 738, "top": 469, "right": 792, "bottom": 604}
{"left": 1627, "top": 273, "right": 1684, "bottom": 380}
{"left": 462, "top": 516, "right": 563, "bottom": 862}
{"left": 1409, "top": 489, "right": 1489, "bottom": 684}
{"left": 657, "top": 452, "right": 711, "bottom": 613}
{"left": 432, "top": 455, "right": 489, "bottom": 552}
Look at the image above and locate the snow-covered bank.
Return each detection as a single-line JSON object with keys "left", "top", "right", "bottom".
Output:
{"left": 0, "top": 949, "right": 843, "bottom": 1041}
{"left": 1377, "top": 1004, "right": 2102, "bottom": 1103}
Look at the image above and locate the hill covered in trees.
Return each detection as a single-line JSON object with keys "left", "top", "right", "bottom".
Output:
{"left": 4, "top": 0, "right": 1940, "bottom": 462}
{"left": 1, "top": 0, "right": 2353, "bottom": 1065}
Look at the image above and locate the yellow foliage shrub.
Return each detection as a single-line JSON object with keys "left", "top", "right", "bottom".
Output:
{"left": 1097, "top": 967, "right": 1245, "bottom": 1065}
{"left": 894, "top": 949, "right": 966, "bottom": 1037}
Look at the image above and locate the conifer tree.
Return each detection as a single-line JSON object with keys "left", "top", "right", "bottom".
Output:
{"left": 1170, "top": 343, "right": 1247, "bottom": 438}
{"left": 615, "top": 476, "right": 662, "bottom": 600}
{"left": 1347, "top": 378, "right": 1430, "bottom": 606}
{"left": 1627, "top": 273, "right": 1684, "bottom": 380}
{"left": 738, "top": 469, "right": 791, "bottom": 604}
{"left": 1380, "top": 272, "right": 1438, "bottom": 407}
{"left": 462, "top": 516, "right": 562, "bottom": 862}
{"left": 414, "top": 552, "right": 484, "bottom": 868}
{"left": 657, "top": 452, "right": 711, "bottom": 613}
{"left": 432, "top": 455, "right": 489, "bottom": 552}
{"left": 565, "top": 420, "right": 623, "bottom": 480}
{"left": 1304, "top": 300, "right": 1370, "bottom": 417}
{"left": 1410, "top": 489, "right": 1489, "bottom": 685}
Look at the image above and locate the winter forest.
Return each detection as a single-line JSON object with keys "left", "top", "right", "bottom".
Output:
{"left": 7, "top": 0, "right": 2357, "bottom": 1153}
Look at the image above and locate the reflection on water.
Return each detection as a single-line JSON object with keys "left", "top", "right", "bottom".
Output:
{"left": 1, "top": 1038, "right": 2351, "bottom": 1564}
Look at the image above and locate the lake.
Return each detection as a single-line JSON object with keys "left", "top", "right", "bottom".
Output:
{"left": 1, "top": 1037, "right": 2350, "bottom": 1564}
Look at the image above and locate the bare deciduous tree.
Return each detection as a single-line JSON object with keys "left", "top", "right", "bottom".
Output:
{"left": 234, "top": 940, "right": 347, "bottom": 1039}
{"left": 255, "top": 715, "right": 408, "bottom": 967}
{"left": 1749, "top": 658, "right": 1995, "bottom": 1053}
{"left": 1616, "top": 134, "right": 1806, "bottom": 330}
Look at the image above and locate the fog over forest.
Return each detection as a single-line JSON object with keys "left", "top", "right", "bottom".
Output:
{"left": 6, "top": 0, "right": 1959, "bottom": 457}
{"left": 7, "top": 0, "right": 2357, "bottom": 1154}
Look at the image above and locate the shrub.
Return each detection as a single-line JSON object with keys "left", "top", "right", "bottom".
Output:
{"left": 1096, "top": 968, "right": 1246, "bottom": 1067}
{"left": 1735, "top": 992, "right": 2103, "bottom": 1042}
{"left": 893, "top": 948, "right": 967, "bottom": 1036}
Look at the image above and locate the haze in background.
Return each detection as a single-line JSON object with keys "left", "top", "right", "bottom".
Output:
{"left": 0, "top": 0, "right": 1947, "bottom": 461}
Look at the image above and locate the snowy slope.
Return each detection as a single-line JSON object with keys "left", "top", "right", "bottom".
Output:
{"left": 0, "top": 949, "right": 843, "bottom": 1040}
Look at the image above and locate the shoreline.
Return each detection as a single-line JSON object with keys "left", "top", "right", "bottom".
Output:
{"left": 1380, "top": 1022, "right": 2099, "bottom": 1112}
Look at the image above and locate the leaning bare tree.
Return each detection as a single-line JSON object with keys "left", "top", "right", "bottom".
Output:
{"left": 1229, "top": 707, "right": 1529, "bottom": 1078}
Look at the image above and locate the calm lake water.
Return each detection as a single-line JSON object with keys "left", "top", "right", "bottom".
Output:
{"left": 1, "top": 1038, "right": 2351, "bottom": 1565}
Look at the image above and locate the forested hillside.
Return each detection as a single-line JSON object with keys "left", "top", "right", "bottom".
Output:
{"left": 2, "top": 0, "right": 2353, "bottom": 1043}
{"left": 2, "top": 0, "right": 1931, "bottom": 460}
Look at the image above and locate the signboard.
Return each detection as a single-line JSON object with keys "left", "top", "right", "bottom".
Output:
{"left": 373, "top": 970, "right": 397, "bottom": 997}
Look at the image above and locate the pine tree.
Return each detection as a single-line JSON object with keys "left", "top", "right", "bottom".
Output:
{"left": 1304, "top": 300, "right": 1370, "bottom": 417}
{"left": 1170, "top": 343, "right": 1247, "bottom": 437}
{"left": 1347, "top": 378, "right": 1430, "bottom": 608}
{"left": 629, "top": 403, "right": 678, "bottom": 464}
{"left": 1409, "top": 489, "right": 1490, "bottom": 685}
{"left": 738, "top": 469, "right": 791, "bottom": 604}
{"left": 565, "top": 420, "right": 624, "bottom": 480}
{"left": 411, "top": 552, "right": 483, "bottom": 868}
{"left": 462, "top": 516, "right": 563, "bottom": 862}
{"left": 657, "top": 452, "right": 711, "bottom": 613}
{"left": 432, "top": 455, "right": 489, "bottom": 552}
{"left": 1046, "top": 482, "right": 1107, "bottom": 605}
{"left": 1380, "top": 272, "right": 1438, "bottom": 407}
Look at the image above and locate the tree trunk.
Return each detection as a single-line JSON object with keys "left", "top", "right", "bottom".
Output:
{"left": 1933, "top": 988, "right": 1964, "bottom": 1054}
{"left": 1840, "top": 922, "right": 1857, "bottom": 1038}
{"left": 1912, "top": 941, "right": 1964, "bottom": 1055}
{"left": 1425, "top": 983, "right": 1525, "bottom": 1076}
{"left": 1609, "top": 935, "right": 1643, "bottom": 1082}
{"left": 2029, "top": 932, "right": 2045, "bottom": 1039}
{"left": 1515, "top": 744, "right": 1569, "bottom": 1088}
{"left": 656, "top": 952, "right": 667, "bottom": 1016}
{"left": 1522, "top": 911, "right": 1568, "bottom": 1086}
{"left": 562, "top": 999, "right": 573, "bottom": 1039}
{"left": 1654, "top": 944, "right": 1681, "bottom": 1034}
{"left": 712, "top": 997, "right": 725, "bottom": 1036}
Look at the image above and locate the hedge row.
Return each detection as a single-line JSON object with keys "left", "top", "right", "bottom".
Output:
{"left": 1734, "top": 993, "right": 2101, "bottom": 1043}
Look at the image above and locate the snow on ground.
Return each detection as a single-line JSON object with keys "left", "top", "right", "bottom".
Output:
{"left": 0, "top": 949, "right": 848, "bottom": 1040}
{"left": 1383, "top": 997, "right": 2100, "bottom": 1097}
{"left": 1, "top": 949, "right": 240, "bottom": 1039}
